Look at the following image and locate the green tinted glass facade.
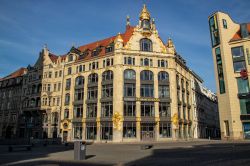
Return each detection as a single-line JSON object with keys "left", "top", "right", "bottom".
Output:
{"left": 237, "top": 78, "right": 249, "bottom": 94}
{"left": 240, "top": 99, "right": 250, "bottom": 114}
{"left": 209, "top": 15, "right": 220, "bottom": 47}
{"left": 215, "top": 47, "right": 225, "bottom": 94}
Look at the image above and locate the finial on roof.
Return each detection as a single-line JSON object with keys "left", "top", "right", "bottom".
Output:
{"left": 44, "top": 44, "right": 47, "bottom": 49}
{"left": 115, "top": 32, "right": 123, "bottom": 42}
{"left": 126, "top": 15, "right": 130, "bottom": 26}
{"left": 140, "top": 4, "right": 150, "bottom": 20}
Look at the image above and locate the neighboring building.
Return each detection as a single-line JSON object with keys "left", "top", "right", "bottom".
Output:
{"left": 208, "top": 12, "right": 250, "bottom": 140}
{"left": 191, "top": 73, "right": 220, "bottom": 139}
{"left": 0, "top": 5, "right": 218, "bottom": 142}
{"left": 0, "top": 68, "right": 27, "bottom": 138}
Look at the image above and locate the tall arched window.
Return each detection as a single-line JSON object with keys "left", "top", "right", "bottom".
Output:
{"left": 124, "top": 69, "right": 136, "bottom": 98}
{"left": 102, "top": 70, "right": 113, "bottom": 81}
{"left": 88, "top": 73, "right": 98, "bottom": 83}
{"left": 140, "top": 70, "right": 154, "bottom": 97}
{"left": 124, "top": 69, "right": 136, "bottom": 80}
{"left": 140, "top": 70, "right": 153, "bottom": 81}
{"left": 75, "top": 76, "right": 84, "bottom": 86}
{"left": 140, "top": 38, "right": 152, "bottom": 52}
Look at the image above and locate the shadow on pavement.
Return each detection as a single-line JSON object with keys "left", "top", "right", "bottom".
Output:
{"left": 125, "top": 143, "right": 250, "bottom": 166}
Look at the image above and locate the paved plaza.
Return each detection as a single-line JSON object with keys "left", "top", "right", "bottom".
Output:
{"left": 0, "top": 140, "right": 250, "bottom": 166}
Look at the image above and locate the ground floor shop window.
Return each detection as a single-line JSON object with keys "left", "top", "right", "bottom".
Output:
{"left": 73, "top": 123, "right": 82, "bottom": 139}
{"left": 101, "top": 122, "right": 113, "bottom": 140}
{"left": 159, "top": 122, "right": 171, "bottom": 138}
{"left": 123, "top": 122, "right": 136, "bottom": 138}
{"left": 178, "top": 125, "right": 182, "bottom": 138}
{"left": 86, "top": 122, "right": 97, "bottom": 140}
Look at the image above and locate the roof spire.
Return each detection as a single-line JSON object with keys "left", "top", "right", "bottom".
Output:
{"left": 140, "top": 4, "right": 151, "bottom": 20}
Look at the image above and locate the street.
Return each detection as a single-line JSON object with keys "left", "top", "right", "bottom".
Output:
{"left": 0, "top": 140, "right": 250, "bottom": 166}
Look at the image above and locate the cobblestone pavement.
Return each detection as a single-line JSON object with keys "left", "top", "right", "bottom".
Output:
{"left": 0, "top": 140, "right": 250, "bottom": 166}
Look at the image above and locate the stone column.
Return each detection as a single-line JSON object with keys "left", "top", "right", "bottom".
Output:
{"left": 112, "top": 66, "right": 123, "bottom": 142}
{"left": 135, "top": 68, "right": 141, "bottom": 141}
{"left": 96, "top": 72, "right": 102, "bottom": 141}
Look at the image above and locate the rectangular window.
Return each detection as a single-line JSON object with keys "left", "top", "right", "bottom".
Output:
{"left": 232, "top": 46, "right": 246, "bottom": 72}
{"left": 159, "top": 102, "right": 171, "bottom": 117}
{"left": 67, "top": 67, "right": 72, "bottom": 75}
{"left": 73, "top": 105, "right": 83, "bottom": 118}
{"left": 55, "top": 71, "right": 58, "bottom": 78}
{"left": 87, "top": 103, "right": 97, "bottom": 117}
{"left": 240, "top": 99, "right": 250, "bottom": 114}
{"left": 74, "top": 89, "right": 84, "bottom": 101}
{"left": 215, "top": 47, "right": 225, "bottom": 94}
{"left": 59, "top": 70, "right": 62, "bottom": 77}
{"left": 102, "top": 84, "right": 113, "bottom": 98}
{"left": 86, "top": 122, "right": 97, "bottom": 140}
{"left": 222, "top": 19, "right": 227, "bottom": 29}
{"left": 47, "top": 84, "right": 51, "bottom": 92}
{"left": 124, "top": 83, "right": 136, "bottom": 97}
{"left": 66, "top": 78, "right": 71, "bottom": 90}
{"left": 123, "top": 122, "right": 136, "bottom": 138}
{"left": 101, "top": 122, "right": 113, "bottom": 140}
{"left": 54, "top": 84, "right": 57, "bottom": 92}
{"left": 237, "top": 78, "right": 250, "bottom": 94}
{"left": 124, "top": 101, "right": 136, "bottom": 116}
{"left": 140, "top": 84, "right": 154, "bottom": 97}
{"left": 209, "top": 15, "right": 220, "bottom": 47}
{"left": 141, "top": 102, "right": 154, "bottom": 116}
{"left": 101, "top": 102, "right": 113, "bottom": 117}
{"left": 87, "top": 87, "right": 98, "bottom": 100}
{"left": 159, "top": 122, "right": 171, "bottom": 138}
{"left": 158, "top": 85, "right": 170, "bottom": 98}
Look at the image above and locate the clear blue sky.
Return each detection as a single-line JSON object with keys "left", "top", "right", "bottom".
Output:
{"left": 0, "top": 0, "right": 249, "bottom": 92}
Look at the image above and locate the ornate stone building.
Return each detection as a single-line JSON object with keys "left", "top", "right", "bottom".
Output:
{"left": 0, "top": 68, "right": 26, "bottom": 138}
{"left": 209, "top": 12, "right": 250, "bottom": 140}
{"left": 191, "top": 74, "right": 220, "bottom": 139}
{"left": 0, "top": 5, "right": 219, "bottom": 142}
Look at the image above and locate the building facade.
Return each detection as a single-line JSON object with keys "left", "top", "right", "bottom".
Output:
{"left": 209, "top": 12, "right": 250, "bottom": 140}
{"left": 0, "top": 5, "right": 219, "bottom": 142}
{"left": 0, "top": 68, "right": 27, "bottom": 139}
{"left": 191, "top": 75, "right": 220, "bottom": 139}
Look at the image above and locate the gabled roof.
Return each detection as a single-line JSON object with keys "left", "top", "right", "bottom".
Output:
{"left": 48, "top": 26, "right": 135, "bottom": 63}
{"left": 230, "top": 23, "right": 250, "bottom": 42}
{"left": 0, "top": 67, "right": 27, "bottom": 81}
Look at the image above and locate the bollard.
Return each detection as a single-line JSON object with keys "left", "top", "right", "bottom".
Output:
{"left": 74, "top": 141, "right": 86, "bottom": 160}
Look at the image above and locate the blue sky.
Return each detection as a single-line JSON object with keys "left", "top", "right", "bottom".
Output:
{"left": 0, "top": 0, "right": 249, "bottom": 92}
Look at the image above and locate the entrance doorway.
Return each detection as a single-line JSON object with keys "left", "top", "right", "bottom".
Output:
{"left": 141, "top": 123, "right": 155, "bottom": 141}
{"left": 63, "top": 131, "right": 68, "bottom": 142}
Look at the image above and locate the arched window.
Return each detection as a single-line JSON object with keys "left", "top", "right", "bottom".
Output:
{"left": 140, "top": 70, "right": 153, "bottom": 81}
{"left": 124, "top": 69, "right": 136, "bottom": 80}
{"left": 158, "top": 72, "right": 169, "bottom": 82}
{"left": 140, "top": 38, "right": 152, "bottom": 52}
{"left": 102, "top": 70, "right": 113, "bottom": 81}
{"left": 88, "top": 73, "right": 98, "bottom": 83}
{"left": 75, "top": 76, "right": 84, "bottom": 86}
